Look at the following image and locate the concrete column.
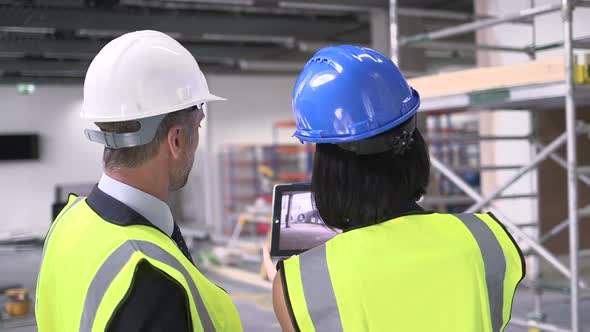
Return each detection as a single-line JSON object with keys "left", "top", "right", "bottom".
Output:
{"left": 397, "top": 15, "right": 426, "bottom": 75}
{"left": 370, "top": 8, "right": 391, "bottom": 57}
{"left": 475, "top": 0, "right": 536, "bottom": 228}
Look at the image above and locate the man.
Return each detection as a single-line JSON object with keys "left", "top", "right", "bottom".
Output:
{"left": 36, "top": 30, "right": 243, "bottom": 331}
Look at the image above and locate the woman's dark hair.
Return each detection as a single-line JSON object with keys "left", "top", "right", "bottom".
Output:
{"left": 311, "top": 128, "right": 430, "bottom": 230}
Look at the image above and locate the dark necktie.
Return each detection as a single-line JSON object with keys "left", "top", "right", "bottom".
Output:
{"left": 171, "top": 222, "right": 195, "bottom": 265}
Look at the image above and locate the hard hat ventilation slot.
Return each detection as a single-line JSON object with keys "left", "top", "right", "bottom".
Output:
{"left": 336, "top": 115, "right": 417, "bottom": 156}
{"left": 308, "top": 57, "right": 341, "bottom": 72}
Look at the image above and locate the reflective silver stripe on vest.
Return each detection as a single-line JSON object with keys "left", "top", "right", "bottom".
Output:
{"left": 299, "top": 244, "right": 343, "bottom": 332}
{"left": 79, "top": 240, "right": 215, "bottom": 332}
{"left": 297, "top": 214, "right": 507, "bottom": 332}
{"left": 455, "top": 213, "right": 506, "bottom": 332}
{"left": 36, "top": 196, "right": 84, "bottom": 313}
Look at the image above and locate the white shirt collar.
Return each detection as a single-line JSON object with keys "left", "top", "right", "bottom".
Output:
{"left": 97, "top": 174, "right": 174, "bottom": 237}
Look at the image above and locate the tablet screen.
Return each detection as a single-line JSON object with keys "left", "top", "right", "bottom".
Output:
{"left": 271, "top": 184, "right": 340, "bottom": 257}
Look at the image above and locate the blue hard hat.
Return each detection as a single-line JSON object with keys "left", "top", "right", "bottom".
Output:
{"left": 292, "top": 45, "right": 420, "bottom": 143}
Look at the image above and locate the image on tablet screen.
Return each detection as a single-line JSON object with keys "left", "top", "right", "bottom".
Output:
{"left": 279, "top": 191, "right": 340, "bottom": 251}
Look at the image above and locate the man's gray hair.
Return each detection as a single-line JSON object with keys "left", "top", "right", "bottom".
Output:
{"left": 95, "top": 107, "right": 196, "bottom": 170}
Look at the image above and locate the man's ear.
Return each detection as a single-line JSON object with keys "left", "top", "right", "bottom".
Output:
{"left": 167, "top": 126, "right": 185, "bottom": 160}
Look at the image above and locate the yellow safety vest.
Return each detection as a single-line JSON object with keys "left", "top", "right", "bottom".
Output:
{"left": 282, "top": 213, "right": 524, "bottom": 332}
{"left": 36, "top": 194, "right": 243, "bottom": 332}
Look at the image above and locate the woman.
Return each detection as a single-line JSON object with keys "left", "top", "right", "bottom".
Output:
{"left": 272, "top": 45, "right": 525, "bottom": 332}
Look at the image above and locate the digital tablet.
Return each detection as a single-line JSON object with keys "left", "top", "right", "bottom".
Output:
{"left": 270, "top": 183, "right": 340, "bottom": 258}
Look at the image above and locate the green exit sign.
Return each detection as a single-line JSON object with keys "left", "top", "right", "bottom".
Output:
{"left": 17, "top": 83, "right": 36, "bottom": 95}
{"left": 468, "top": 88, "right": 510, "bottom": 106}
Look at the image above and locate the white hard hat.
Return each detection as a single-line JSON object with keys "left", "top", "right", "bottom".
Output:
{"left": 81, "top": 30, "right": 224, "bottom": 123}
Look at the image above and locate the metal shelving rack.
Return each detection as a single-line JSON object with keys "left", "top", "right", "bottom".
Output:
{"left": 220, "top": 145, "right": 261, "bottom": 233}
{"left": 389, "top": 0, "right": 590, "bottom": 331}
{"left": 220, "top": 123, "right": 314, "bottom": 234}
{"left": 271, "top": 120, "right": 314, "bottom": 184}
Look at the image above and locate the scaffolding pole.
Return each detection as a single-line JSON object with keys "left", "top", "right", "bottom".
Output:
{"left": 533, "top": 142, "right": 590, "bottom": 187}
{"left": 430, "top": 156, "right": 586, "bottom": 289}
{"left": 389, "top": 0, "right": 398, "bottom": 64}
{"left": 396, "top": 7, "right": 534, "bottom": 24}
{"left": 396, "top": 7, "right": 477, "bottom": 21}
{"left": 465, "top": 124, "right": 590, "bottom": 213}
{"left": 562, "top": 0, "right": 579, "bottom": 330}
{"left": 538, "top": 204, "right": 590, "bottom": 245}
{"left": 529, "top": 0, "right": 537, "bottom": 59}
{"left": 530, "top": 133, "right": 544, "bottom": 323}
{"left": 406, "top": 40, "right": 530, "bottom": 53}
{"left": 466, "top": 131, "right": 569, "bottom": 212}
{"left": 400, "top": 3, "right": 561, "bottom": 45}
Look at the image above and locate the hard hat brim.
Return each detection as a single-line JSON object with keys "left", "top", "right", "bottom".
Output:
{"left": 204, "top": 93, "right": 227, "bottom": 102}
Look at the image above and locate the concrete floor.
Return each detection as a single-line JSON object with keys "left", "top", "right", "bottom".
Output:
{"left": 1, "top": 247, "right": 589, "bottom": 331}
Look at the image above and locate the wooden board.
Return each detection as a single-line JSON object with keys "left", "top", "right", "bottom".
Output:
{"left": 408, "top": 57, "right": 566, "bottom": 98}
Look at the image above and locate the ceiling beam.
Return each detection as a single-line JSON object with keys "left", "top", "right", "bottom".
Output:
{"left": 0, "top": 37, "right": 293, "bottom": 61}
{"left": 0, "top": 56, "right": 302, "bottom": 79}
{"left": 276, "top": 0, "right": 385, "bottom": 11}
{"left": 0, "top": 5, "right": 366, "bottom": 42}
{"left": 0, "top": 57, "right": 231, "bottom": 77}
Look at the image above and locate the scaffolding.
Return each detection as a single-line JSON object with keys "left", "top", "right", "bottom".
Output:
{"left": 389, "top": 0, "right": 589, "bottom": 331}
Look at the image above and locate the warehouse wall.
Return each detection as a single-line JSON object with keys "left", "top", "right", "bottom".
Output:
{"left": 207, "top": 75, "right": 296, "bottom": 149}
{"left": 0, "top": 86, "right": 102, "bottom": 235}
{"left": 0, "top": 74, "right": 297, "bottom": 235}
